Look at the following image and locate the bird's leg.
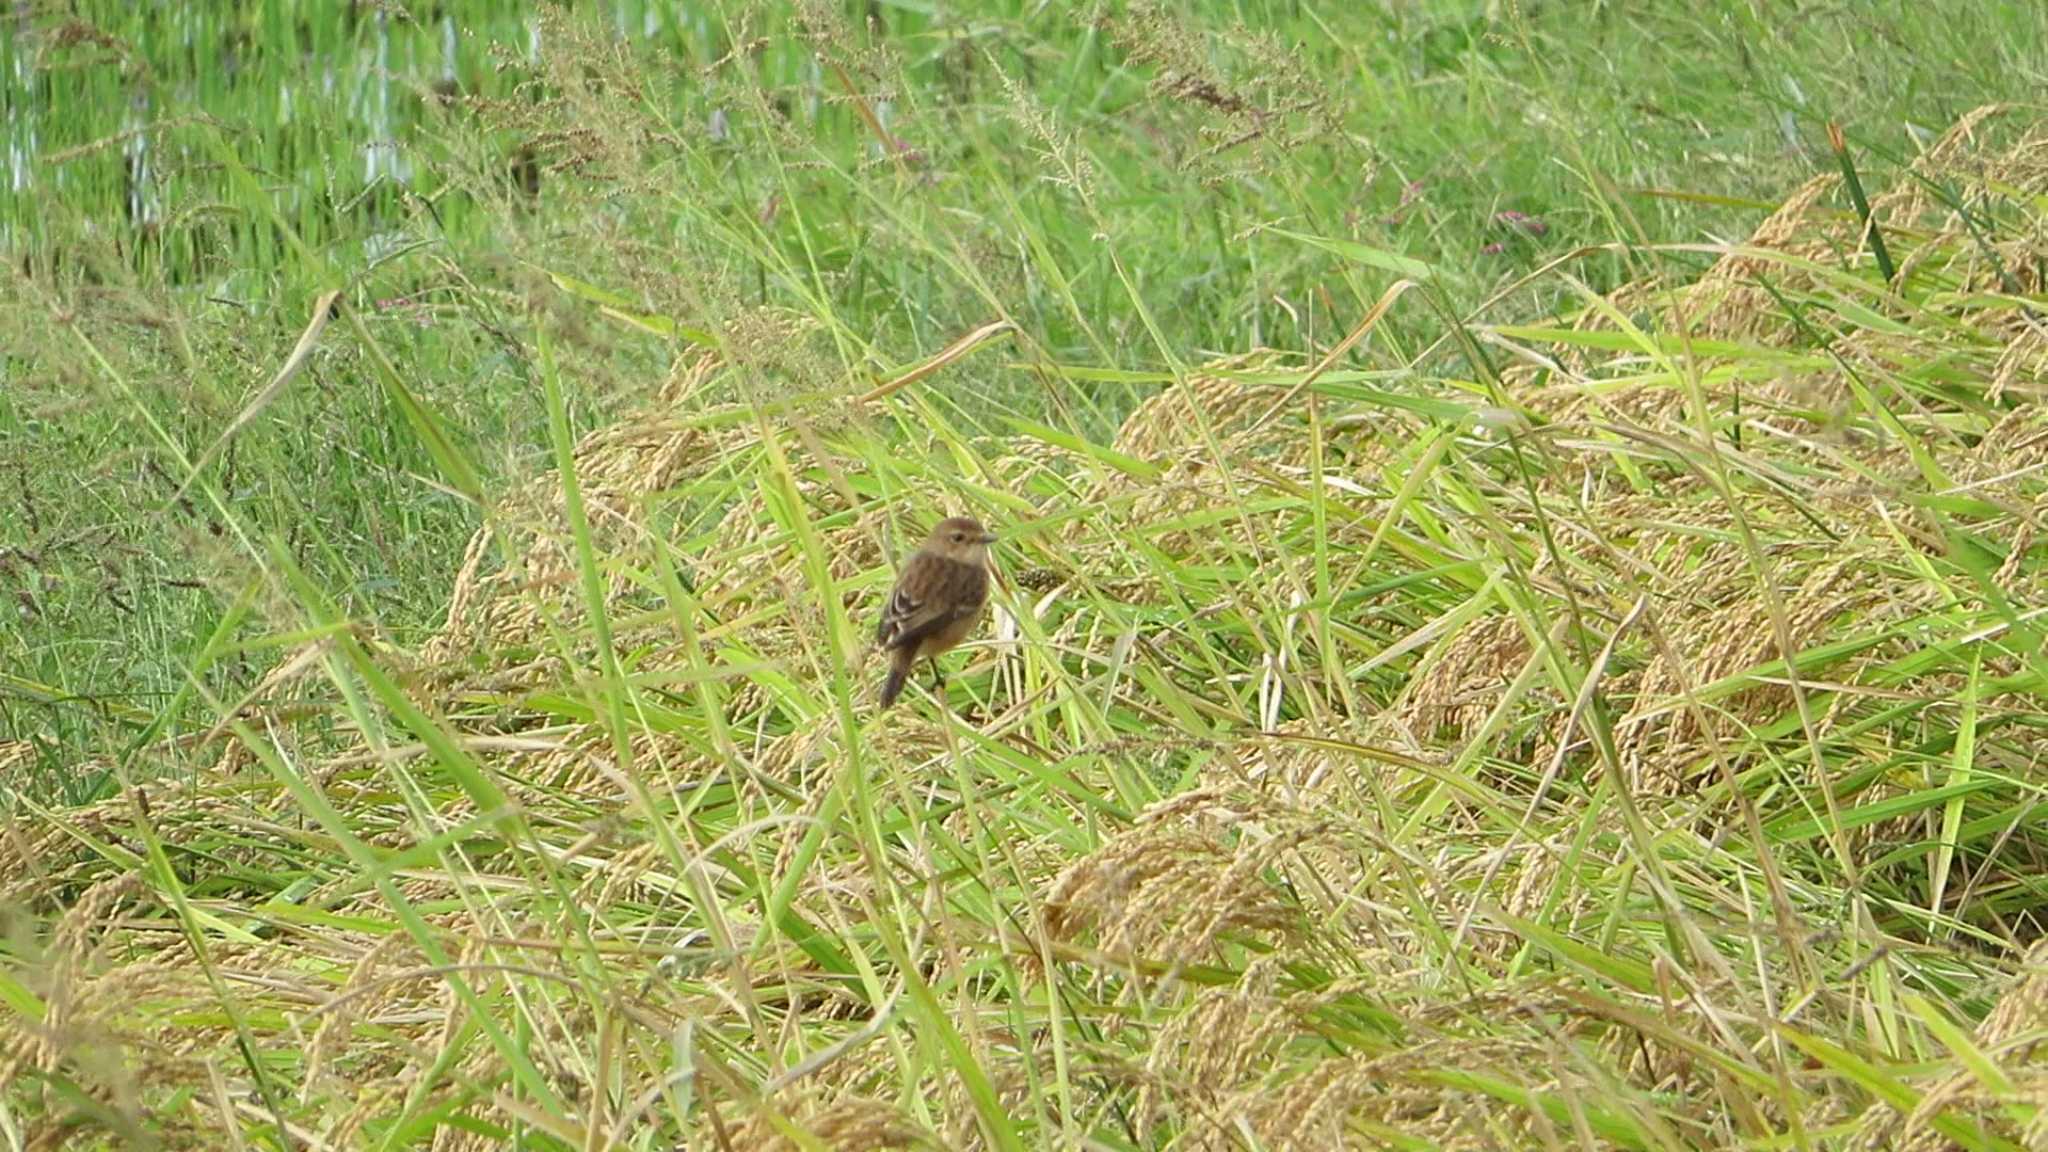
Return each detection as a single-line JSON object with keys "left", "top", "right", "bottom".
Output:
{"left": 927, "top": 658, "right": 946, "bottom": 701}
{"left": 938, "top": 656, "right": 983, "bottom": 723}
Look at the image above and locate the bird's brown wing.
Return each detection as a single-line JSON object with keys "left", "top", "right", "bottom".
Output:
{"left": 876, "top": 554, "right": 986, "bottom": 651}
{"left": 876, "top": 585, "right": 946, "bottom": 649}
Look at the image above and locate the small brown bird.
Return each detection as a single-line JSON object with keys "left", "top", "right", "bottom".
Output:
{"left": 875, "top": 516, "right": 997, "bottom": 708}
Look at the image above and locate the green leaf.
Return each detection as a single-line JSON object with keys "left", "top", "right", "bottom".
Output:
{"left": 1009, "top": 419, "right": 1161, "bottom": 479}
{"left": 1264, "top": 227, "right": 1441, "bottom": 280}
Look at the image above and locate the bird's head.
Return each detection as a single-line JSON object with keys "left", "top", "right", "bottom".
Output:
{"left": 925, "top": 516, "right": 997, "bottom": 563}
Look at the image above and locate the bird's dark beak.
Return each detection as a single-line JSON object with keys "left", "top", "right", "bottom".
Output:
{"left": 979, "top": 533, "right": 999, "bottom": 545}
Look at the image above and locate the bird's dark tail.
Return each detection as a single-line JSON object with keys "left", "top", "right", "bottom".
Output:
{"left": 880, "top": 655, "right": 912, "bottom": 709}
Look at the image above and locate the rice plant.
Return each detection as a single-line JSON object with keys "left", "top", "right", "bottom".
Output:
{"left": 5, "top": 2, "right": 2048, "bottom": 1149}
